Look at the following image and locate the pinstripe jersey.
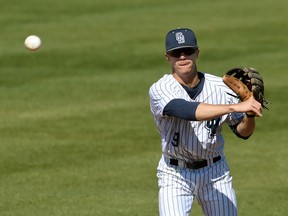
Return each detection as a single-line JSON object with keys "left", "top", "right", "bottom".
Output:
{"left": 149, "top": 72, "right": 243, "bottom": 162}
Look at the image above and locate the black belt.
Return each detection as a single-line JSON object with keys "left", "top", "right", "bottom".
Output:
{"left": 169, "top": 156, "right": 221, "bottom": 170}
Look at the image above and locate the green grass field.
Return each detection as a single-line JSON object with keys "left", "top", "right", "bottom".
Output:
{"left": 0, "top": 0, "right": 287, "bottom": 215}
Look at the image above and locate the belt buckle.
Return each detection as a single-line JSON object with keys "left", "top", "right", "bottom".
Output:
{"left": 185, "top": 160, "right": 207, "bottom": 169}
{"left": 186, "top": 156, "right": 221, "bottom": 169}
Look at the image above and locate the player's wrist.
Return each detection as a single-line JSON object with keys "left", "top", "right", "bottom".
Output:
{"left": 229, "top": 104, "right": 238, "bottom": 113}
{"left": 245, "top": 112, "right": 256, "bottom": 118}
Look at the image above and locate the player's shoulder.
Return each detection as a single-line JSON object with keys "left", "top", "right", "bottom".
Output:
{"left": 203, "top": 72, "right": 227, "bottom": 88}
{"left": 203, "top": 72, "right": 238, "bottom": 100}
{"left": 149, "top": 74, "right": 175, "bottom": 91}
{"left": 154, "top": 74, "right": 174, "bottom": 84}
{"left": 203, "top": 72, "right": 222, "bottom": 82}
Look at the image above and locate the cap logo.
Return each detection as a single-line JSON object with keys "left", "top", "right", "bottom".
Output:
{"left": 175, "top": 32, "right": 185, "bottom": 44}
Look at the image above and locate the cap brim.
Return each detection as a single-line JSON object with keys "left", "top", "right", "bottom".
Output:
{"left": 166, "top": 45, "right": 198, "bottom": 52}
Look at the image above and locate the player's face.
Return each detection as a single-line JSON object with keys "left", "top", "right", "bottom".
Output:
{"left": 166, "top": 48, "right": 199, "bottom": 75}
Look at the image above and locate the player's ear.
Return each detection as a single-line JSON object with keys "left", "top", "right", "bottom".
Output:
{"left": 165, "top": 53, "right": 169, "bottom": 61}
{"left": 196, "top": 49, "right": 200, "bottom": 58}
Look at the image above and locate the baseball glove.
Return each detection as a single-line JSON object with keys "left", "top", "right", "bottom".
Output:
{"left": 223, "top": 67, "right": 269, "bottom": 112}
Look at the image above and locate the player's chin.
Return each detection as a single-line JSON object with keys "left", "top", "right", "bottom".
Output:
{"left": 178, "top": 65, "right": 192, "bottom": 73}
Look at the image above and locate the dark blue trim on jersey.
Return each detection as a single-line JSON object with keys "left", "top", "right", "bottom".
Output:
{"left": 181, "top": 72, "right": 205, "bottom": 100}
{"left": 163, "top": 99, "right": 200, "bottom": 120}
{"left": 229, "top": 124, "right": 252, "bottom": 140}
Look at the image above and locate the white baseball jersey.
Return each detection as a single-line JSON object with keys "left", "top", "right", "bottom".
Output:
{"left": 149, "top": 72, "right": 243, "bottom": 161}
{"left": 149, "top": 72, "right": 242, "bottom": 216}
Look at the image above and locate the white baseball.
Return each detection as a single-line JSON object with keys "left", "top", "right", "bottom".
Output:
{"left": 24, "top": 35, "right": 41, "bottom": 51}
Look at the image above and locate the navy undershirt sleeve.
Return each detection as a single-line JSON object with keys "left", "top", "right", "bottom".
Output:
{"left": 163, "top": 99, "right": 200, "bottom": 121}
{"left": 229, "top": 124, "right": 251, "bottom": 140}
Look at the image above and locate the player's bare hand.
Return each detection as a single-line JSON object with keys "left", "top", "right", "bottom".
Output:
{"left": 245, "top": 96, "right": 262, "bottom": 117}
{"left": 236, "top": 96, "right": 263, "bottom": 117}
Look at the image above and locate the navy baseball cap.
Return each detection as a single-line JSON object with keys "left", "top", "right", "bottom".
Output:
{"left": 165, "top": 28, "right": 198, "bottom": 52}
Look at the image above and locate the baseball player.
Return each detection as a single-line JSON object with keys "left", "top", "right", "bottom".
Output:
{"left": 149, "top": 28, "right": 262, "bottom": 216}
